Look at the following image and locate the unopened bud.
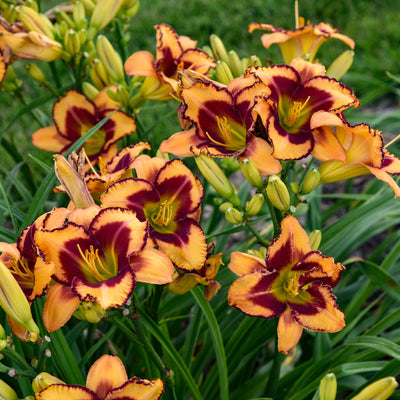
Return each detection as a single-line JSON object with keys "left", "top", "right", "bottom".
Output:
{"left": 210, "top": 34, "right": 229, "bottom": 64}
{"left": 96, "top": 35, "right": 125, "bottom": 83}
{"left": 266, "top": 175, "right": 290, "bottom": 212}
{"left": 247, "top": 55, "right": 262, "bottom": 68}
{"left": 25, "top": 0, "right": 39, "bottom": 12}
{"left": 290, "top": 182, "right": 299, "bottom": 194}
{"left": 240, "top": 158, "right": 264, "bottom": 189}
{"left": 215, "top": 60, "right": 234, "bottom": 85}
{"left": 64, "top": 29, "right": 81, "bottom": 56}
{"left": 90, "top": 58, "right": 109, "bottom": 89}
{"left": 25, "top": 63, "right": 47, "bottom": 84}
{"left": 219, "top": 202, "right": 233, "bottom": 213}
{"left": 15, "top": 6, "right": 54, "bottom": 39}
{"left": 350, "top": 377, "right": 398, "bottom": 400}
{"left": 78, "top": 0, "right": 96, "bottom": 14}
{"left": 195, "top": 153, "right": 241, "bottom": 207}
{"left": 73, "top": 301, "right": 107, "bottom": 323}
{"left": 82, "top": 82, "right": 99, "bottom": 100}
{"left": 168, "top": 273, "right": 200, "bottom": 295}
{"left": 246, "top": 193, "right": 264, "bottom": 216}
{"left": 88, "top": 0, "right": 124, "bottom": 38}
{"left": 228, "top": 50, "right": 243, "bottom": 77}
{"left": 54, "top": 8, "right": 75, "bottom": 28}
{"left": 301, "top": 169, "right": 321, "bottom": 194}
{"left": 0, "top": 379, "right": 19, "bottom": 400}
{"left": 319, "top": 373, "right": 337, "bottom": 400}
{"left": 309, "top": 230, "right": 322, "bottom": 251}
{"left": 32, "top": 372, "right": 65, "bottom": 393}
{"left": 225, "top": 207, "right": 243, "bottom": 225}
{"left": 0, "top": 324, "right": 6, "bottom": 351}
{"left": 72, "top": 1, "right": 86, "bottom": 27}
{"left": 117, "top": 84, "right": 130, "bottom": 108}
{"left": 327, "top": 50, "right": 354, "bottom": 81}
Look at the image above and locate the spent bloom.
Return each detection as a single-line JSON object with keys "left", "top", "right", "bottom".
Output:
{"left": 228, "top": 215, "right": 345, "bottom": 354}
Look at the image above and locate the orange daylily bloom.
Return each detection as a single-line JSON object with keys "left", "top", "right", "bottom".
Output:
{"left": 125, "top": 23, "right": 215, "bottom": 101}
{"left": 160, "top": 75, "right": 282, "bottom": 175}
{"left": 246, "top": 58, "right": 359, "bottom": 160}
{"left": 101, "top": 159, "right": 208, "bottom": 271}
{"left": 32, "top": 89, "right": 136, "bottom": 167}
{"left": 249, "top": 18, "right": 355, "bottom": 64}
{"left": 34, "top": 207, "right": 174, "bottom": 332}
{"left": 318, "top": 122, "right": 400, "bottom": 197}
{"left": 35, "top": 355, "right": 164, "bottom": 400}
{"left": 228, "top": 215, "right": 345, "bottom": 354}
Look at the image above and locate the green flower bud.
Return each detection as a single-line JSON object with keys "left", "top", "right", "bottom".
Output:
{"left": 0, "top": 379, "right": 18, "bottom": 400}
{"left": 266, "top": 175, "right": 290, "bottom": 212}
{"left": 32, "top": 372, "right": 65, "bottom": 393}
{"left": 246, "top": 193, "right": 264, "bottom": 216}
{"left": 301, "top": 168, "right": 321, "bottom": 194}
{"left": 350, "top": 377, "right": 398, "bottom": 400}
{"left": 319, "top": 373, "right": 337, "bottom": 400}
{"left": 327, "top": 50, "right": 354, "bottom": 81}
{"left": 228, "top": 50, "right": 243, "bottom": 77}
{"left": 72, "top": 1, "right": 86, "bottom": 28}
{"left": 24, "top": 63, "right": 47, "bottom": 84}
{"left": 225, "top": 207, "right": 243, "bottom": 225}
{"left": 96, "top": 35, "right": 125, "bottom": 83}
{"left": 240, "top": 158, "right": 264, "bottom": 189}
{"left": 210, "top": 34, "right": 229, "bottom": 64}
{"left": 15, "top": 6, "right": 54, "bottom": 39}
{"left": 82, "top": 82, "right": 99, "bottom": 100}
{"left": 89, "top": 0, "right": 124, "bottom": 38}
{"left": 290, "top": 182, "right": 299, "bottom": 194}
{"left": 215, "top": 60, "right": 234, "bottom": 85}
{"left": 309, "top": 230, "right": 322, "bottom": 251}
{"left": 219, "top": 202, "right": 233, "bottom": 213}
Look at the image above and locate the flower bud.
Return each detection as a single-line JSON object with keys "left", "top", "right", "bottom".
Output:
{"left": 210, "top": 34, "right": 230, "bottom": 64}
{"left": 72, "top": 1, "right": 86, "bottom": 27}
{"left": 301, "top": 168, "right": 321, "bottom": 194}
{"left": 73, "top": 301, "right": 107, "bottom": 323}
{"left": 219, "top": 202, "right": 233, "bottom": 213}
{"left": 327, "top": 50, "right": 354, "bottom": 81}
{"left": 228, "top": 50, "right": 243, "bottom": 77}
{"left": 64, "top": 29, "right": 81, "bottom": 56}
{"left": 117, "top": 84, "right": 130, "bottom": 108}
{"left": 246, "top": 193, "right": 264, "bottom": 216}
{"left": 88, "top": 0, "right": 124, "bottom": 38}
{"left": 309, "top": 230, "right": 322, "bottom": 251}
{"left": 78, "top": 0, "right": 96, "bottom": 14}
{"left": 290, "top": 182, "right": 299, "bottom": 194}
{"left": 240, "top": 158, "right": 264, "bottom": 189}
{"left": 25, "top": 0, "right": 39, "bottom": 12}
{"left": 266, "top": 175, "right": 290, "bottom": 212}
{"left": 82, "top": 82, "right": 99, "bottom": 100}
{"left": 0, "top": 260, "right": 39, "bottom": 342}
{"left": 15, "top": 6, "right": 54, "bottom": 39}
{"left": 0, "top": 324, "right": 6, "bottom": 351}
{"left": 54, "top": 8, "right": 75, "bottom": 28}
{"left": 195, "top": 153, "right": 241, "bottom": 207}
{"left": 0, "top": 379, "right": 19, "bottom": 400}
{"left": 350, "top": 377, "right": 398, "bottom": 400}
{"left": 225, "top": 207, "right": 243, "bottom": 225}
{"left": 215, "top": 60, "right": 234, "bottom": 85}
{"left": 168, "top": 272, "right": 200, "bottom": 295}
{"left": 96, "top": 35, "right": 125, "bottom": 84}
{"left": 318, "top": 373, "right": 337, "bottom": 400}
{"left": 54, "top": 153, "right": 95, "bottom": 209}
{"left": 24, "top": 63, "right": 47, "bottom": 84}
{"left": 32, "top": 372, "right": 65, "bottom": 393}
{"left": 247, "top": 55, "right": 262, "bottom": 68}
{"left": 90, "top": 58, "right": 109, "bottom": 89}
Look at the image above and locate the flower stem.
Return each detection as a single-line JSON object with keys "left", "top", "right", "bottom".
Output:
{"left": 244, "top": 220, "right": 270, "bottom": 247}
{"left": 263, "top": 192, "right": 281, "bottom": 238}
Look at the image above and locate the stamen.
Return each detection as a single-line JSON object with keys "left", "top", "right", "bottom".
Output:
{"left": 284, "top": 96, "right": 311, "bottom": 127}
{"left": 8, "top": 256, "right": 33, "bottom": 281}
{"left": 77, "top": 244, "right": 111, "bottom": 282}
{"left": 84, "top": 150, "right": 101, "bottom": 179}
{"left": 204, "top": 116, "right": 245, "bottom": 150}
{"left": 151, "top": 200, "right": 174, "bottom": 226}
{"left": 385, "top": 132, "right": 400, "bottom": 149}
{"left": 283, "top": 274, "right": 299, "bottom": 297}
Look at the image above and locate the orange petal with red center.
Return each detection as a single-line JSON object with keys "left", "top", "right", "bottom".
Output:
{"left": 35, "top": 384, "right": 96, "bottom": 400}
{"left": 159, "top": 128, "right": 204, "bottom": 157}
{"left": 153, "top": 219, "right": 207, "bottom": 271}
{"left": 93, "top": 86, "right": 119, "bottom": 110}
{"left": 277, "top": 309, "right": 303, "bottom": 354}
{"left": 32, "top": 126, "right": 71, "bottom": 153}
{"left": 228, "top": 251, "right": 266, "bottom": 276}
{"left": 180, "top": 48, "right": 216, "bottom": 74}
{"left": 72, "top": 266, "right": 135, "bottom": 309}
{"left": 130, "top": 247, "right": 174, "bottom": 284}
{"left": 239, "top": 137, "right": 282, "bottom": 175}
{"left": 228, "top": 270, "right": 286, "bottom": 318}
{"left": 107, "top": 377, "right": 164, "bottom": 400}
{"left": 267, "top": 215, "right": 311, "bottom": 272}
{"left": 103, "top": 110, "right": 136, "bottom": 148}
{"left": 289, "top": 283, "right": 345, "bottom": 332}
{"left": 155, "top": 24, "right": 183, "bottom": 65}
{"left": 124, "top": 50, "right": 158, "bottom": 78}
{"left": 43, "top": 283, "right": 80, "bottom": 332}
{"left": 311, "top": 126, "right": 346, "bottom": 162}
{"left": 53, "top": 90, "right": 96, "bottom": 138}
{"left": 309, "top": 110, "right": 345, "bottom": 130}
{"left": 0, "top": 54, "right": 6, "bottom": 84}
{"left": 381, "top": 149, "right": 400, "bottom": 174}
{"left": 86, "top": 355, "right": 127, "bottom": 397}
{"left": 29, "top": 258, "right": 55, "bottom": 301}
{"left": 290, "top": 58, "right": 326, "bottom": 81}
{"left": 132, "top": 154, "right": 167, "bottom": 182}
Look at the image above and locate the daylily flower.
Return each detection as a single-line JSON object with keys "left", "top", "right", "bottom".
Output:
{"left": 318, "top": 122, "right": 400, "bottom": 197}
{"left": 0, "top": 52, "right": 6, "bottom": 84}
{"left": 160, "top": 75, "right": 282, "bottom": 175}
{"left": 249, "top": 18, "right": 355, "bottom": 64}
{"left": 228, "top": 215, "right": 345, "bottom": 354}
{"left": 125, "top": 23, "right": 215, "bottom": 103}
{"left": 246, "top": 58, "right": 359, "bottom": 160}
{"left": 101, "top": 158, "right": 208, "bottom": 271}
{"left": 32, "top": 89, "right": 136, "bottom": 167}
{"left": 34, "top": 354, "right": 164, "bottom": 400}
{"left": 34, "top": 207, "right": 174, "bottom": 331}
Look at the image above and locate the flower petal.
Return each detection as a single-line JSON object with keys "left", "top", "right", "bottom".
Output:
{"left": 266, "top": 215, "right": 311, "bottom": 272}
{"left": 311, "top": 125, "right": 346, "bottom": 162}
{"left": 132, "top": 155, "right": 167, "bottom": 182}
{"left": 130, "top": 247, "right": 174, "bottom": 284}
{"left": 228, "top": 251, "right": 266, "bottom": 276}
{"left": 228, "top": 270, "right": 286, "bottom": 318}
{"left": 43, "top": 283, "right": 80, "bottom": 332}
{"left": 32, "top": 126, "right": 71, "bottom": 153}
{"left": 159, "top": 128, "right": 204, "bottom": 157}
{"left": 35, "top": 384, "right": 96, "bottom": 400}
{"left": 86, "top": 355, "right": 127, "bottom": 397}
{"left": 72, "top": 266, "right": 135, "bottom": 309}
{"left": 125, "top": 50, "right": 158, "bottom": 77}
{"left": 277, "top": 309, "right": 303, "bottom": 354}
{"left": 106, "top": 377, "right": 164, "bottom": 400}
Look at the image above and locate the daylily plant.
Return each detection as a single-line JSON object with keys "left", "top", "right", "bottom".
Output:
{"left": 228, "top": 215, "right": 345, "bottom": 354}
{"left": 160, "top": 75, "right": 282, "bottom": 175}
{"left": 101, "top": 158, "right": 208, "bottom": 271}
{"left": 246, "top": 58, "right": 359, "bottom": 160}
{"left": 249, "top": 17, "right": 355, "bottom": 64}
{"left": 34, "top": 354, "right": 164, "bottom": 400}
{"left": 32, "top": 89, "right": 136, "bottom": 166}
{"left": 34, "top": 207, "right": 174, "bottom": 331}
